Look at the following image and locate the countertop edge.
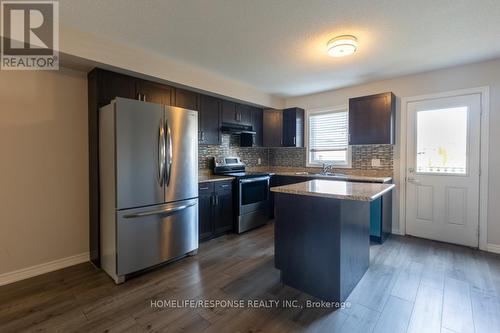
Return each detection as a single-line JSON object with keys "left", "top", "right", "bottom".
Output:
{"left": 369, "top": 184, "right": 396, "bottom": 200}
{"left": 268, "top": 171, "right": 392, "bottom": 183}
{"left": 271, "top": 182, "right": 395, "bottom": 202}
{"left": 198, "top": 176, "right": 235, "bottom": 184}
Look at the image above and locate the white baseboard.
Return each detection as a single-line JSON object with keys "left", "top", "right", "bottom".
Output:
{"left": 0, "top": 252, "right": 89, "bottom": 287}
{"left": 487, "top": 243, "right": 500, "bottom": 254}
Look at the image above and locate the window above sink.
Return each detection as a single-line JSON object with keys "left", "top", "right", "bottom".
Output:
{"left": 305, "top": 106, "right": 352, "bottom": 168}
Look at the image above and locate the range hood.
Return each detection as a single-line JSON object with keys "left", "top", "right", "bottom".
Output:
{"left": 220, "top": 122, "right": 256, "bottom": 135}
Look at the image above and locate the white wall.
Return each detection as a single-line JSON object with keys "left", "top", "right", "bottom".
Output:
{"left": 286, "top": 58, "right": 500, "bottom": 246}
{"left": 0, "top": 68, "right": 89, "bottom": 276}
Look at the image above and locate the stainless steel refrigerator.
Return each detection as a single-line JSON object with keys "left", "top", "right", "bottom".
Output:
{"left": 99, "top": 97, "right": 198, "bottom": 283}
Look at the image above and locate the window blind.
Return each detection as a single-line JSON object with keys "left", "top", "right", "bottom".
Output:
{"left": 308, "top": 110, "right": 349, "bottom": 164}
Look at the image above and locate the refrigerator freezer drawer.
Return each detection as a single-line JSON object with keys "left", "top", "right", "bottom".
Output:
{"left": 116, "top": 199, "right": 198, "bottom": 276}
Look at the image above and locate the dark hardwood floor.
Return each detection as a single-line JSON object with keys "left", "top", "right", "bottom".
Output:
{"left": 1, "top": 223, "right": 500, "bottom": 333}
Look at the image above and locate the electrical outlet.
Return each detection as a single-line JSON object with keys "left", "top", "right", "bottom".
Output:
{"left": 257, "top": 158, "right": 262, "bottom": 165}
{"left": 371, "top": 159, "right": 381, "bottom": 167}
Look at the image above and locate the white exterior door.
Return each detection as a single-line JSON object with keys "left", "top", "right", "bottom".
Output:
{"left": 406, "top": 94, "right": 481, "bottom": 247}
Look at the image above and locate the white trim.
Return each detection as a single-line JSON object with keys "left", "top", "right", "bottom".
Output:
{"left": 487, "top": 243, "right": 500, "bottom": 255}
{"left": 0, "top": 252, "right": 89, "bottom": 286}
{"left": 305, "top": 105, "right": 351, "bottom": 168}
{"left": 399, "top": 86, "right": 490, "bottom": 250}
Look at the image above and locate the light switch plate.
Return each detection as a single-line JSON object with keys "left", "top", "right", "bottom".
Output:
{"left": 258, "top": 158, "right": 262, "bottom": 165}
{"left": 371, "top": 159, "right": 381, "bottom": 167}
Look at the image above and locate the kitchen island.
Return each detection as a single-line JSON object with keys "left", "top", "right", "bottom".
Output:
{"left": 271, "top": 179, "right": 395, "bottom": 302}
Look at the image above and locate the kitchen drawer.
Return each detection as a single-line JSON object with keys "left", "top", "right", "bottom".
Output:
{"left": 215, "top": 181, "right": 232, "bottom": 193}
{"left": 198, "top": 182, "right": 214, "bottom": 193}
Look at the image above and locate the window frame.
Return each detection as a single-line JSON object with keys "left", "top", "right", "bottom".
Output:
{"left": 305, "top": 105, "right": 352, "bottom": 168}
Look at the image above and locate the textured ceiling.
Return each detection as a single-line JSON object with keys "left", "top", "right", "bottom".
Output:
{"left": 60, "top": 0, "right": 500, "bottom": 97}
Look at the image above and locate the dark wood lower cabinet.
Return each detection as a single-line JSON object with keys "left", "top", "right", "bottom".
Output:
{"left": 198, "top": 183, "right": 215, "bottom": 241}
{"left": 198, "top": 181, "right": 234, "bottom": 241}
{"left": 213, "top": 183, "right": 233, "bottom": 234}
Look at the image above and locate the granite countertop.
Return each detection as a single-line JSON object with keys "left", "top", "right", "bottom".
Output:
{"left": 274, "top": 171, "right": 392, "bottom": 183}
{"left": 248, "top": 167, "right": 392, "bottom": 183}
{"left": 198, "top": 174, "right": 234, "bottom": 183}
{"left": 271, "top": 179, "right": 395, "bottom": 201}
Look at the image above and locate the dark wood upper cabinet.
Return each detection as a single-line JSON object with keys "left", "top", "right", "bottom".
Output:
{"left": 263, "top": 109, "right": 283, "bottom": 147}
{"left": 136, "top": 80, "right": 172, "bottom": 105}
{"left": 199, "top": 94, "right": 221, "bottom": 145}
{"left": 174, "top": 88, "right": 199, "bottom": 111}
{"left": 221, "top": 100, "right": 237, "bottom": 123}
{"left": 251, "top": 107, "right": 263, "bottom": 147}
{"left": 235, "top": 104, "right": 252, "bottom": 125}
{"left": 283, "top": 107, "right": 305, "bottom": 147}
{"left": 221, "top": 100, "right": 252, "bottom": 125}
{"left": 348, "top": 92, "right": 395, "bottom": 145}
{"left": 98, "top": 70, "right": 136, "bottom": 106}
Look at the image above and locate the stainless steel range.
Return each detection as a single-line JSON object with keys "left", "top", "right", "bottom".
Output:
{"left": 213, "top": 157, "right": 271, "bottom": 233}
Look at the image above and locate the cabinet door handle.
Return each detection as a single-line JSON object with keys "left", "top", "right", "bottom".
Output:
{"left": 293, "top": 136, "right": 296, "bottom": 145}
{"left": 137, "top": 93, "right": 142, "bottom": 101}
{"left": 220, "top": 184, "right": 229, "bottom": 188}
{"left": 215, "top": 195, "right": 219, "bottom": 205}
{"left": 143, "top": 94, "right": 147, "bottom": 102}
{"left": 201, "top": 131, "right": 205, "bottom": 142}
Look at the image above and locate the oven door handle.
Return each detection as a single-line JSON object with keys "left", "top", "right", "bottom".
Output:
{"left": 239, "top": 176, "right": 270, "bottom": 184}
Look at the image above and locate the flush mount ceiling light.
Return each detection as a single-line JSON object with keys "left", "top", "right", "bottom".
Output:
{"left": 327, "top": 35, "right": 358, "bottom": 57}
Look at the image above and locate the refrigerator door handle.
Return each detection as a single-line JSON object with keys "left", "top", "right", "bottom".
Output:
{"left": 158, "top": 120, "right": 166, "bottom": 187}
{"left": 123, "top": 201, "right": 196, "bottom": 219}
{"left": 166, "top": 119, "right": 173, "bottom": 186}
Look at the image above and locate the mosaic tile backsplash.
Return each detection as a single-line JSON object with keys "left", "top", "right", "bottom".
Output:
{"left": 199, "top": 134, "right": 393, "bottom": 171}
{"left": 198, "top": 134, "right": 269, "bottom": 169}
{"left": 352, "top": 145, "right": 393, "bottom": 170}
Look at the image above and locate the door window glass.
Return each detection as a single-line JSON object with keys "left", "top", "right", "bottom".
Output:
{"left": 416, "top": 107, "right": 468, "bottom": 174}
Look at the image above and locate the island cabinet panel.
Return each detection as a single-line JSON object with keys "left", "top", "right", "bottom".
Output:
{"left": 198, "top": 181, "right": 234, "bottom": 241}
{"left": 263, "top": 109, "right": 283, "bottom": 147}
{"left": 198, "top": 95, "right": 221, "bottom": 145}
{"left": 174, "top": 88, "right": 199, "bottom": 111}
{"left": 348, "top": 92, "right": 395, "bottom": 145}
{"left": 274, "top": 193, "right": 370, "bottom": 302}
